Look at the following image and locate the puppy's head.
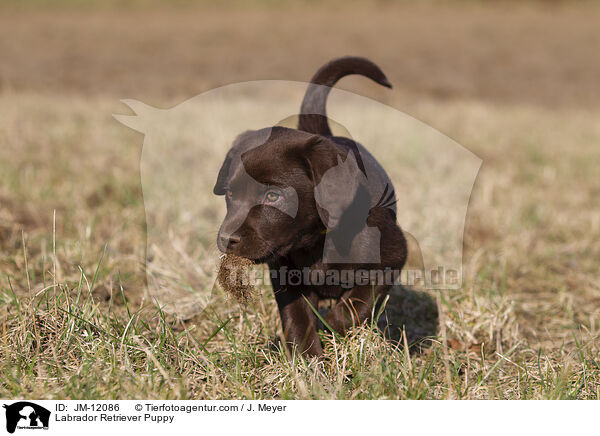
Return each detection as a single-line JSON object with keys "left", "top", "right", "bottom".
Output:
{"left": 214, "top": 126, "right": 361, "bottom": 263}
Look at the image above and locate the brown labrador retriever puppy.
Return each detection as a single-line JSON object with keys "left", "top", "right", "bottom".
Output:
{"left": 214, "top": 56, "right": 407, "bottom": 356}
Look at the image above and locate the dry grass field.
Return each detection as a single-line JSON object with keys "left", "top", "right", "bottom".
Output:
{"left": 1, "top": 1, "right": 599, "bottom": 399}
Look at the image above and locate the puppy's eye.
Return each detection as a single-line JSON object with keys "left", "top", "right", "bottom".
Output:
{"left": 264, "top": 191, "right": 281, "bottom": 203}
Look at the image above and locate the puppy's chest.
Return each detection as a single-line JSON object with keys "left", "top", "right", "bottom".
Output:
{"left": 286, "top": 260, "right": 354, "bottom": 298}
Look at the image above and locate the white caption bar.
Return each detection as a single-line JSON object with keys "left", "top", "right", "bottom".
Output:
{"left": 0, "top": 400, "right": 596, "bottom": 435}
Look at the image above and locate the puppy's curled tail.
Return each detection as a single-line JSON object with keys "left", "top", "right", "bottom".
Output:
{"left": 298, "top": 56, "right": 392, "bottom": 136}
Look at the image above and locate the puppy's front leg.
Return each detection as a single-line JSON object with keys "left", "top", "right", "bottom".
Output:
{"left": 273, "top": 287, "right": 323, "bottom": 357}
{"left": 324, "top": 284, "right": 388, "bottom": 334}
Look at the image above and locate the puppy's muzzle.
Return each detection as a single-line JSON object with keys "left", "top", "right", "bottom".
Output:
{"left": 218, "top": 232, "right": 241, "bottom": 253}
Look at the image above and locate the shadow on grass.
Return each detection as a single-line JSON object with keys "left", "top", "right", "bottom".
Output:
{"left": 310, "top": 285, "right": 438, "bottom": 354}
{"left": 377, "top": 285, "right": 439, "bottom": 353}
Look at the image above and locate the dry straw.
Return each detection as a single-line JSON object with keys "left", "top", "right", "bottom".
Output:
{"left": 217, "top": 254, "right": 256, "bottom": 305}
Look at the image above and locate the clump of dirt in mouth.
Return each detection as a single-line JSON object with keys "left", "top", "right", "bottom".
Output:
{"left": 217, "top": 254, "right": 256, "bottom": 305}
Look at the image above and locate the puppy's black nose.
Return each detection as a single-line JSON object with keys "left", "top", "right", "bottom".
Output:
{"left": 228, "top": 234, "right": 241, "bottom": 245}
{"left": 220, "top": 233, "right": 241, "bottom": 250}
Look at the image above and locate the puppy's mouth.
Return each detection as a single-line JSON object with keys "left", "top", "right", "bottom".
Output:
{"left": 240, "top": 245, "right": 287, "bottom": 264}
{"left": 223, "top": 241, "right": 290, "bottom": 265}
{"left": 248, "top": 253, "right": 278, "bottom": 264}
{"left": 218, "top": 229, "right": 299, "bottom": 264}
{"left": 220, "top": 251, "right": 277, "bottom": 265}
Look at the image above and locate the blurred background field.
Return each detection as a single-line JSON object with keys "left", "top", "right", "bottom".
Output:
{"left": 0, "top": 0, "right": 599, "bottom": 399}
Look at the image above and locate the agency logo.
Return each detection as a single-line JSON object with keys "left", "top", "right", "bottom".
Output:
{"left": 2, "top": 402, "right": 50, "bottom": 434}
{"left": 114, "top": 80, "right": 481, "bottom": 318}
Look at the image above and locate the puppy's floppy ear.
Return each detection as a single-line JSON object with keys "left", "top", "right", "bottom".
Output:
{"left": 215, "top": 130, "right": 266, "bottom": 196}
{"left": 214, "top": 149, "right": 233, "bottom": 195}
{"left": 304, "top": 136, "right": 368, "bottom": 229}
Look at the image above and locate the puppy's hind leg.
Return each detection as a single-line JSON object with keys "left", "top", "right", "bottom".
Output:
{"left": 324, "top": 284, "right": 389, "bottom": 335}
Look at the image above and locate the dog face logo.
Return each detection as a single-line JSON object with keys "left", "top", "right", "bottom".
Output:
{"left": 114, "top": 80, "right": 481, "bottom": 319}
{"left": 3, "top": 402, "right": 50, "bottom": 434}
{"left": 314, "top": 151, "right": 392, "bottom": 264}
